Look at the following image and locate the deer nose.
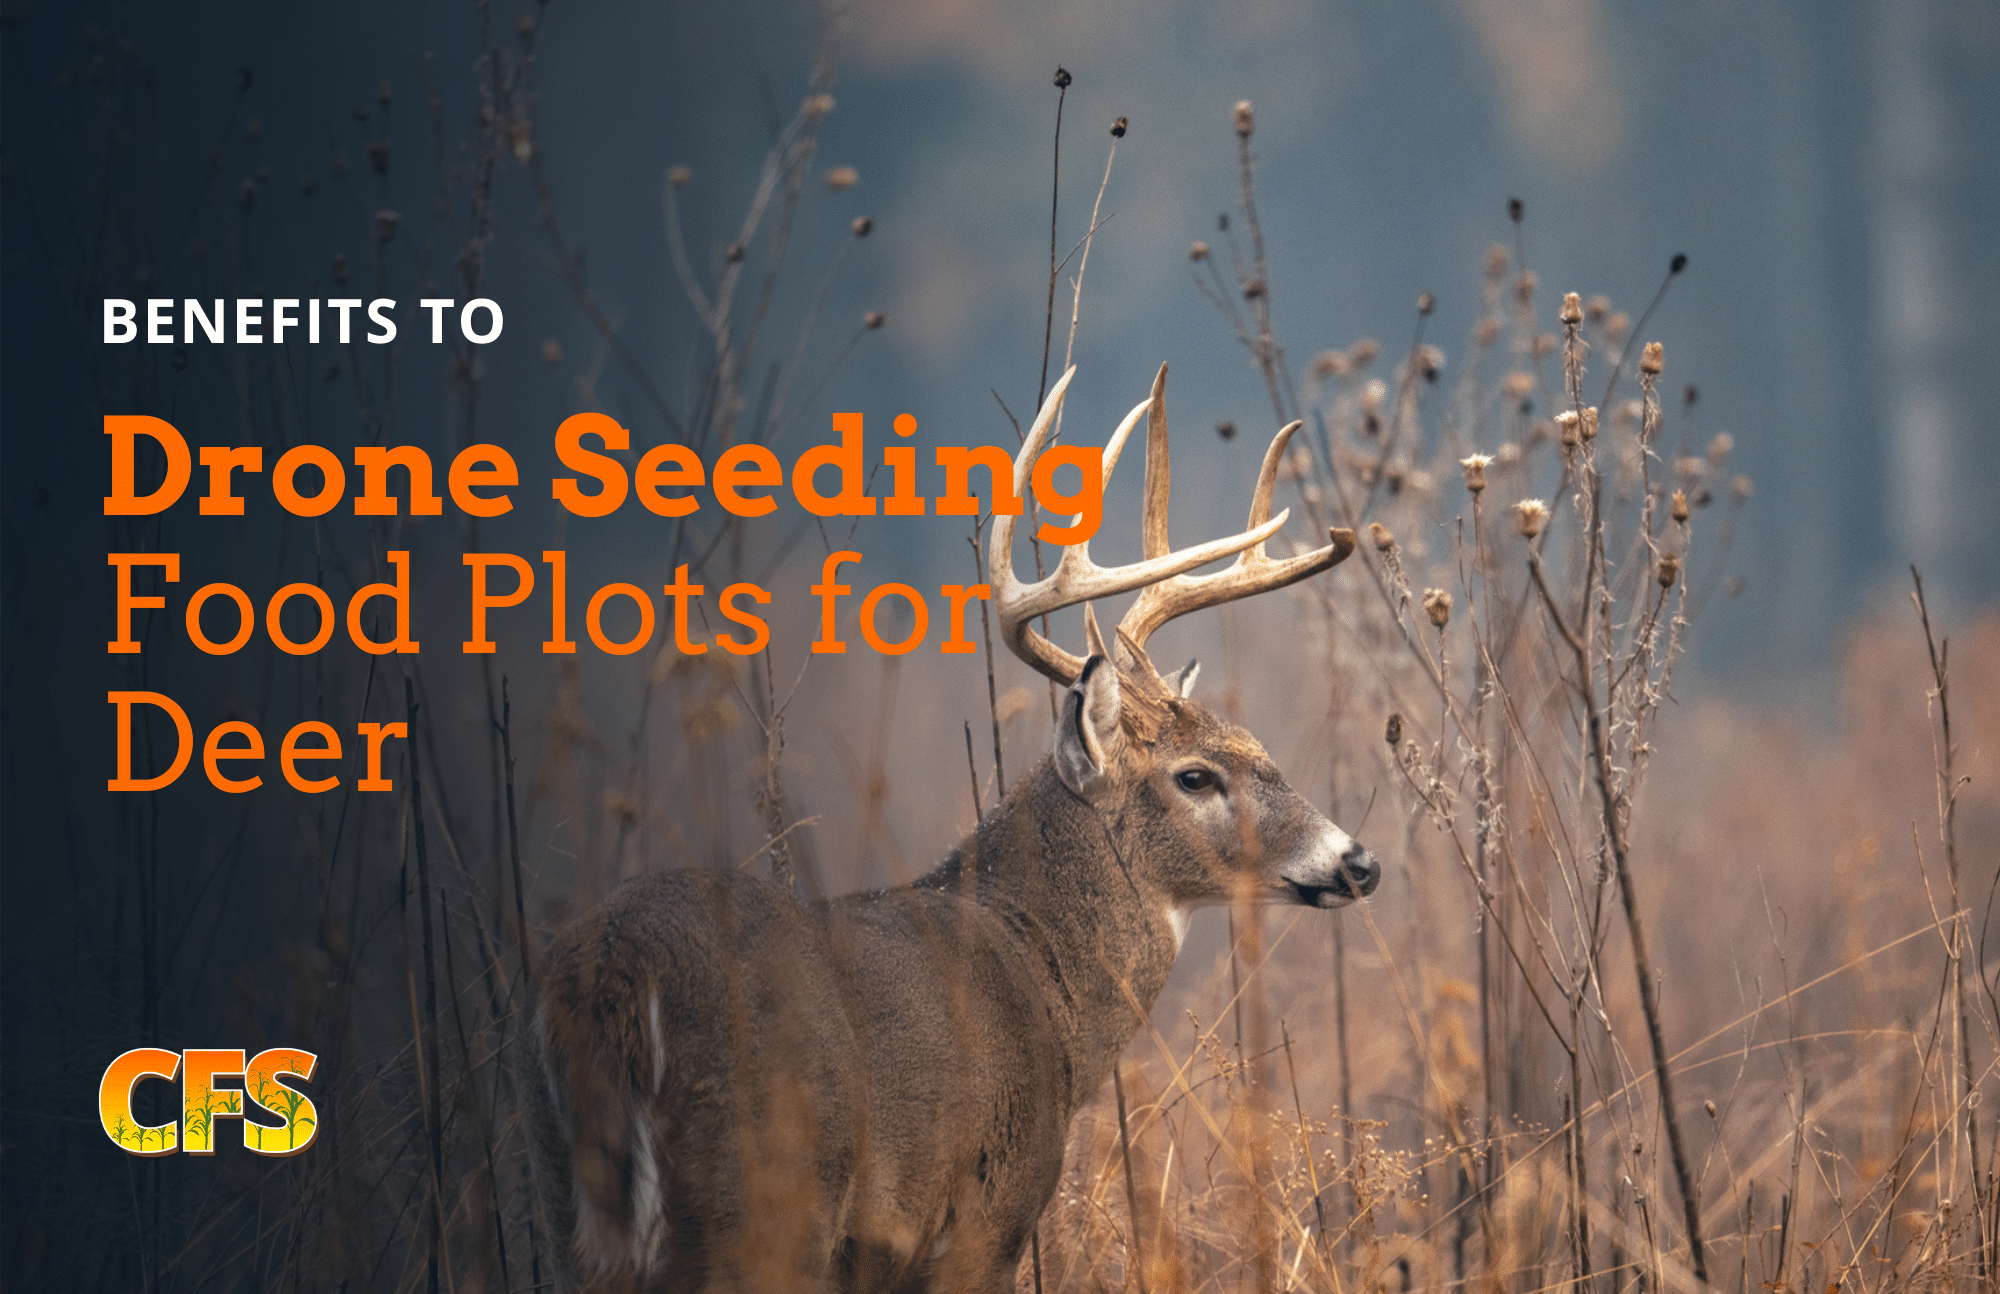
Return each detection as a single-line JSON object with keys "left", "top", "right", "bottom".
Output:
{"left": 1338, "top": 843, "right": 1381, "bottom": 898}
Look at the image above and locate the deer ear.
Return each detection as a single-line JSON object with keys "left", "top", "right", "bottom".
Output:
{"left": 1160, "top": 658, "right": 1201, "bottom": 698}
{"left": 1055, "top": 655, "right": 1122, "bottom": 795}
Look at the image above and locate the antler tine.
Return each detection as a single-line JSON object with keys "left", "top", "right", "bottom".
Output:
{"left": 990, "top": 367, "right": 1297, "bottom": 684}
{"left": 1116, "top": 413, "right": 1358, "bottom": 660}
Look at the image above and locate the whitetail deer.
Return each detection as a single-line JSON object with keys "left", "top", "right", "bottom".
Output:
{"left": 529, "top": 364, "right": 1378, "bottom": 1293}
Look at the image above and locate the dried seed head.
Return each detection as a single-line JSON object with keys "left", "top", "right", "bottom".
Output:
{"left": 863, "top": 311, "right": 887, "bottom": 330}
{"left": 367, "top": 138, "right": 392, "bottom": 175}
{"left": 1473, "top": 317, "right": 1500, "bottom": 347}
{"left": 1360, "top": 378, "right": 1387, "bottom": 415}
{"left": 372, "top": 209, "right": 401, "bottom": 243}
{"left": 1704, "top": 1100, "right": 1718, "bottom": 1118}
{"left": 1110, "top": 116, "right": 1128, "bottom": 138}
{"left": 1385, "top": 713, "right": 1403, "bottom": 745}
{"left": 1189, "top": 240, "right": 1210, "bottom": 261}
{"left": 1670, "top": 490, "right": 1689, "bottom": 522}
{"left": 1349, "top": 338, "right": 1380, "bottom": 368}
{"left": 1233, "top": 100, "right": 1254, "bottom": 137}
{"left": 1581, "top": 406, "right": 1599, "bottom": 440}
{"left": 1657, "top": 553, "right": 1680, "bottom": 589}
{"left": 1513, "top": 498, "right": 1548, "bottom": 537}
{"left": 1461, "top": 453, "right": 1492, "bottom": 494}
{"left": 1605, "top": 311, "right": 1630, "bottom": 342}
{"left": 1417, "top": 291, "right": 1436, "bottom": 316}
{"left": 1310, "top": 349, "right": 1347, "bottom": 380}
{"left": 726, "top": 243, "right": 746, "bottom": 264}
{"left": 1216, "top": 420, "right": 1236, "bottom": 441}
{"left": 1485, "top": 243, "right": 1508, "bottom": 281}
{"left": 377, "top": 79, "right": 394, "bottom": 106}
{"left": 1053, "top": 66, "right": 1072, "bottom": 88}
{"left": 668, "top": 165, "right": 692, "bottom": 188}
{"left": 1555, "top": 409, "right": 1581, "bottom": 447}
{"left": 1559, "top": 292, "right": 1583, "bottom": 326}
{"left": 1707, "top": 432, "right": 1734, "bottom": 466}
{"left": 1640, "top": 341, "right": 1664, "bottom": 376}
{"left": 1533, "top": 333, "right": 1557, "bottom": 358}
{"left": 802, "top": 93, "right": 835, "bottom": 118}
{"left": 245, "top": 116, "right": 262, "bottom": 145}
{"left": 1242, "top": 278, "right": 1266, "bottom": 300}
{"left": 1618, "top": 399, "right": 1642, "bottom": 429}
{"left": 1586, "top": 295, "right": 1610, "bottom": 323}
{"left": 1369, "top": 521, "right": 1395, "bottom": 552}
{"left": 1683, "top": 383, "right": 1699, "bottom": 407}
{"left": 1670, "top": 252, "right": 1688, "bottom": 275}
{"left": 1501, "top": 371, "right": 1535, "bottom": 402}
{"left": 1496, "top": 441, "right": 1522, "bottom": 465}
{"left": 238, "top": 178, "right": 257, "bottom": 211}
{"left": 851, "top": 216, "right": 873, "bottom": 237}
{"left": 1422, "top": 588, "right": 1453, "bottom": 629}
{"left": 1676, "top": 456, "right": 1705, "bottom": 484}
{"left": 1417, "top": 343, "right": 1443, "bottom": 382}
{"left": 518, "top": 13, "right": 537, "bottom": 36}
{"left": 1515, "top": 269, "right": 1538, "bottom": 306}
{"left": 541, "top": 338, "right": 564, "bottom": 367}
{"left": 1733, "top": 475, "right": 1753, "bottom": 500}
{"left": 1508, "top": 197, "right": 1524, "bottom": 222}
{"left": 824, "top": 165, "right": 858, "bottom": 192}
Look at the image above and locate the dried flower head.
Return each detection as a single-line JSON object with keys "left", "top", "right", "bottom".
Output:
{"left": 1360, "top": 379, "right": 1387, "bottom": 415}
{"left": 1707, "top": 432, "right": 1734, "bottom": 466}
{"left": 1586, "top": 295, "right": 1610, "bottom": 323}
{"left": 1216, "top": 420, "right": 1236, "bottom": 441}
{"left": 1242, "top": 278, "right": 1266, "bottom": 300}
{"left": 1581, "top": 406, "right": 1599, "bottom": 441}
{"left": 1501, "top": 371, "right": 1535, "bottom": 402}
{"left": 1416, "top": 343, "right": 1443, "bottom": 382}
{"left": 1533, "top": 333, "right": 1557, "bottom": 358}
{"left": 1189, "top": 240, "right": 1210, "bottom": 261}
{"left": 1508, "top": 197, "right": 1525, "bottom": 222}
{"left": 1460, "top": 453, "right": 1492, "bottom": 494}
{"left": 1348, "top": 338, "right": 1380, "bottom": 369}
{"left": 238, "top": 179, "right": 257, "bottom": 211}
{"left": 863, "top": 311, "right": 886, "bottom": 330}
{"left": 1422, "top": 588, "right": 1453, "bottom": 628}
{"left": 1657, "top": 553, "right": 1680, "bottom": 589}
{"left": 1233, "top": 100, "right": 1254, "bottom": 137}
{"left": 366, "top": 138, "right": 392, "bottom": 175}
{"left": 1733, "top": 475, "right": 1753, "bottom": 500}
{"left": 1417, "top": 291, "right": 1436, "bottom": 316}
{"left": 542, "top": 338, "right": 565, "bottom": 367}
{"left": 726, "top": 243, "right": 746, "bottom": 264}
{"left": 802, "top": 93, "right": 835, "bottom": 118}
{"left": 1555, "top": 409, "right": 1581, "bottom": 448}
{"left": 372, "top": 209, "right": 401, "bottom": 243}
{"left": 1513, "top": 499, "right": 1549, "bottom": 538}
{"left": 377, "top": 78, "right": 394, "bottom": 106}
{"left": 1473, "top": 317, "right": 1500, "bottom": 347}
{"left": 824, "top": 165, "right": 858, "bottom": 192}
{"left": 1495, "top": 441, "right": 1522, "bottom": 465}
{"left": 668, "top": 165, "right": 692, "bottom": 188}
{"left": 1310, "top": 349, "right": 1346, "bottom": 380}
{"left": 1485, "top": 243, "right": 1508, "bottom": 281}
{"left": 1515, "top": 269, "right": 1538, "bottom": 306}
{"left": 1385, "top": 713, "right": 1403, "bottom": 745}
{"left": 1605, "top": 311, "right": 1630, "bottom": 342}
{"left": 1640, "top": 341, "right": 1664, "bottom": 376}
{"left": 1053, "top": 66, "right": 1072, "bottom": 88}
{"left": 1110, "top": 116, "right": 1127, "bottom": 138}
{"left": 1369, "top": 521, "right": 1395, "bottom": 552}
{"left": 1670, "top": 490, "right": 1689, "bottom": 523}
{"left": 852, "top": 216, "right": 873, "bottom": 238}
{"left": 1559, "top": 292, "right": 1584, "bottom": 326}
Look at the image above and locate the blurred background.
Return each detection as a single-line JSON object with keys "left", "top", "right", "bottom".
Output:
{"left": 3, "top": 0, "right": 1996, "bottom": 1287}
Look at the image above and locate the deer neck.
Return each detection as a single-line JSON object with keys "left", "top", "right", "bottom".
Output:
{"left": 915, "top": 757, "right": 1180, "bottom": 1096}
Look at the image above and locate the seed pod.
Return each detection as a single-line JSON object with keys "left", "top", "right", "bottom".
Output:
{"left": 1513, "top": 499, "right": 1548, "bottom": 538}
{"left": 1422, "top": 588, "right": 1452, "bottom": 629}
{"left": 1053, "top": 66, "right": 1072, "bottom": 88}
{"left": 1369, "top": 522, "right": 1395, "bottom": 552}
{"left": 1640, "top": 341, "right": 1664, "bottom": 376}
{"left": 1559, "top": 292, "right": 1583, "bottom": 325}
{"left": 1461, "top": 454, "right": 1491, "bottom": 495}
{"left": 1671, "top": 490, "right": 1689, "bottom": 523}
{"left": 1657, "top": 553, "right": 1680, "bottom": 589}
{"left": 1581, "top": 406, "right": 1599, "bottom": 441}
{"left": 1233, "top": 100, "right": 1254, "bottom": 137}
{"left": 1189, "top": 240, "right": 1209, "bottom": 261}
{"left": 1110, "top": 116, "right": 1127, "bottom": 138}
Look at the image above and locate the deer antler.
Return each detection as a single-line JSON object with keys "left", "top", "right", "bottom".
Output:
{"left": 991, "top": 364, "right": 1356, "bottom": 685}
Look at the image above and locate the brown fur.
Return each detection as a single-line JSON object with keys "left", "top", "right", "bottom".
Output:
{"left": 529, "top": 660, "right": 1378, "bottom": 1292}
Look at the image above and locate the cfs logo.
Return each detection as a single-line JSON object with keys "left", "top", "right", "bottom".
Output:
{"left": 99, "top": 1047, "right": 319, "bottom": 1156}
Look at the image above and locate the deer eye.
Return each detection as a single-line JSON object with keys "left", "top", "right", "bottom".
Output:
{"left": 1175, "top": 767, "right": 1218, "bottom": 794}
